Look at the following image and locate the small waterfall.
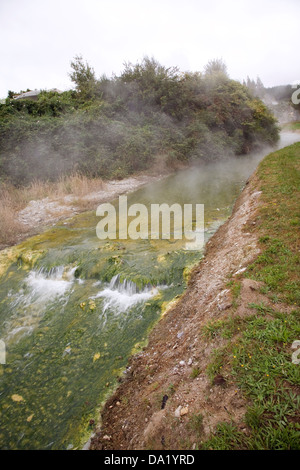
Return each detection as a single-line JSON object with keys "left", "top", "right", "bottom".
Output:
{"left": 109, "top": 274, "right": 148, "bottom": 295}
{"left": 93, "top": 274, "right": 159, "bottom": 313}
{"left": 35, "top": 265, "right": 65, "bottom": 278}
{"left": 33, "top": 265, "right": 77, "bottom": 281}
{"left": 23, "top": 266, "right": 76, "bottom": 305}
{"left": 5, "top": 266, "right": 76, "bottom": 343}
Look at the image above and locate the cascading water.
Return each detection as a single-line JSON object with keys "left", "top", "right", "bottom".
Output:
{"left": 0, "top": 131, "right": 299, "bottom": 450}
{"left": 93, "top": 274, "right": 160, "bottom": 314}
{"left": 4, "top": 266, "right": 76, "bottom": 344}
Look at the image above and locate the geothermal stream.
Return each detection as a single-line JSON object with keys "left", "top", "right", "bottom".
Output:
{"left": 0, "top": 131, "right": 299, "bottom": 449}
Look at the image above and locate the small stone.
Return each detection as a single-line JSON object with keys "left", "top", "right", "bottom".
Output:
{"left": 116, "top": 401, "right": 121, "bottom": 406}
{"left": 187, "top": 358, "right": 193, "bottom": 366}
{"left": 161, "top": 394, "right": 168, "bottom": 410}
{"left": 179, "top": 361, "right": 185, "bottom": 367}
{"left": 175, "top": 406, "right": 182, "bottom": 417}
{"left": 180, "top": 406, "right": 189, "bottom": 416}
{"left": 102, "top": 435, "right": 111, "bottom": 441}
{"left": 11, "top": 394, "right": 24, "bottom": 402}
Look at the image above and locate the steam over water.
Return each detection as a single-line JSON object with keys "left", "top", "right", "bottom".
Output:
{"left": 0, "top": 131, "right": 299, "bottom": 449}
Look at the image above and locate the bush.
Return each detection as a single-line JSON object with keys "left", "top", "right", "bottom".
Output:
{"left": 0, "top": 57, "right": 280, "bottom": 186}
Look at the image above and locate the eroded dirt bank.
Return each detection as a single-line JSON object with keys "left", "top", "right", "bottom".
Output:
{"left": 88, "top": 171, "right": 276, "bottom": 450}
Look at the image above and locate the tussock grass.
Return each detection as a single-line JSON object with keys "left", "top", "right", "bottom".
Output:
{"left": 55, "top": 173, "right": 104, "bottom": 198}
{"left": 0, "top": 205, "right": 24, "bottom": 245}
{"left": 0, "top": 173, "right": 104, "bottom": 246}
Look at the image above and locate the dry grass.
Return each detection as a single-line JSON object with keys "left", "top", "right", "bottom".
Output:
{"left": 0, "top": 205, "right": 25, "bottom": 245}
{"left": 55, "top": 173, "right": 105, "bottom": 198}
{"left": 0, "top": 173, "right": 104, "bottom": 246}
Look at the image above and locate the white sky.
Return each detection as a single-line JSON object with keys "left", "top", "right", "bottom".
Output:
{"left": 0, "top": 0, "right": 299, "bottom": 97}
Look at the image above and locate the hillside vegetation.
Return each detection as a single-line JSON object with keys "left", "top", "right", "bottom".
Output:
{"left": 0, "top": 57, "right": 279, "bottom": 185}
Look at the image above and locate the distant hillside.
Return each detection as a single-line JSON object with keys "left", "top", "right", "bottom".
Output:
{"left": 243, "top": 77, "right": 300, "bottom": 124}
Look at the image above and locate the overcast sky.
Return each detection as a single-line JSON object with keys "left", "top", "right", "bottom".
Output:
{"left": 0, "top": 0, "right": 299, "bottom": 97}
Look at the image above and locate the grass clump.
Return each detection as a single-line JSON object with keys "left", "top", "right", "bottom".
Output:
{"left": 190, "top": 367, "right": 201, "bottom": 379}
{"left": 188, "top": 413, "right": 204, "bottom": 436}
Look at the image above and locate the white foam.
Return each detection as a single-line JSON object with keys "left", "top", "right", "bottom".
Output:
{"left": 5, "top": 266, "right": 76, "bottom": 343}
{"left": 93, "top": 274, "right": 159, "bottom": 313}
{"left": 25, "top": 267, "right": 73, "bottom": 304}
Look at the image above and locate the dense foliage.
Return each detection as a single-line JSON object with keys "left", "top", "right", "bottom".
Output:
{"left": 0, "top": 57, "right": 279, "bottom": 185}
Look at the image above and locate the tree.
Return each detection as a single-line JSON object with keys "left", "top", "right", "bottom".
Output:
{"left": 119, "top": 56, "right": 182, "bottom": 115}
{"left": 204, "top": 59, "right": 228, "bottom": 78}
{"left": 256, "top": 76, "right": 265, "bottom": 97}
{"left": 69, "top": 55, "right": 97, "bottom": 99}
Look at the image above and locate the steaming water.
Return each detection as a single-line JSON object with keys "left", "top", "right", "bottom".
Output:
{"left": 0, "top": 131, "right": 299, "bottom": 449}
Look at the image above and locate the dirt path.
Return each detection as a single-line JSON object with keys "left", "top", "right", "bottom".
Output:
{"left": 88, "top": 171, "right": 272, "bottom": 450}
